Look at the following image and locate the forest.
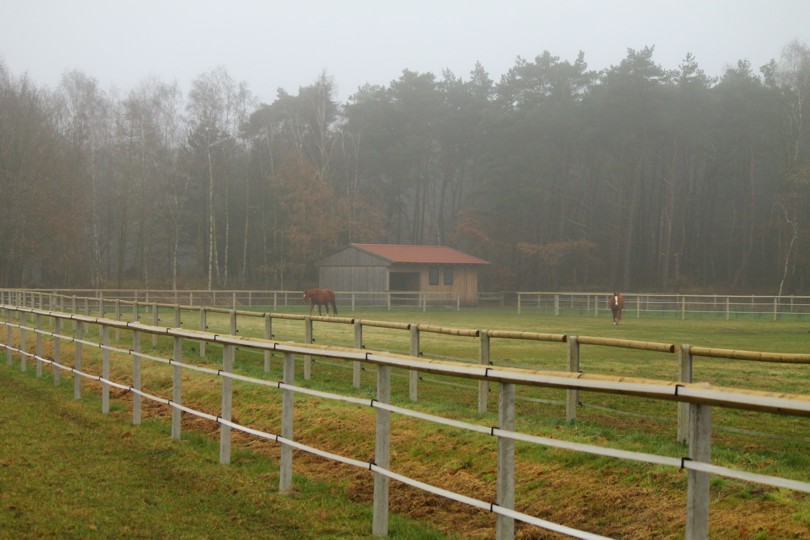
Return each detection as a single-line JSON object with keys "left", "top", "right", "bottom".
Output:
{"left": 1, "top": 41, "right": 809, "bottom": 294}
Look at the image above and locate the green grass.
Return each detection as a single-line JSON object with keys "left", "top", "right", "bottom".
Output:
{"left": 0, "top": 367, "right": 449, "bottom": 539}
{"left": 3, "top": 307, "right": 810, "bottom": 538}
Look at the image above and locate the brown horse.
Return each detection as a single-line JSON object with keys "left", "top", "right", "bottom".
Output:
{"left": 303, "top": 288, "right": 337, "bottom": 316}
{"left": 610, "top": 292, "right": 624, "bottom": 325}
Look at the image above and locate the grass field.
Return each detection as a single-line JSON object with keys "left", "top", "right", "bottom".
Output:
{"left": 1, "top": 306, "right": 809, "bottom": 538}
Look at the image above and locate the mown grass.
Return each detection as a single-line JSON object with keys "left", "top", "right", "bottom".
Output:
{"left": 3, "top": 306, "right": 810, "bottom": 538}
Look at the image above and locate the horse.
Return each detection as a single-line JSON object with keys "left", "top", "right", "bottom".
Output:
{"left": 610, "top": 292, "right": 624, "bottom": 325}
{"left": 303, "top": 288, "right": 337, "bottom": 316}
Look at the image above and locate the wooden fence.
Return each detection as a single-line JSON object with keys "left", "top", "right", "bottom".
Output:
{"left": 1, "top": 302, "right": 810, "bottom": 539}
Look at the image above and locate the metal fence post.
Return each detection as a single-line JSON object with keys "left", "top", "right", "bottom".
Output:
{"left": 497, "top": 382, "right": 516, "bottom": 540}
{"left": 279, "top": 352, "right": 295, "bottom": 493}
{"left": 686, "top": 402, "right": 712, "bottom": 539}
{"left": 19, "top": 324, "right": 26, "bottom": 372}
{"left": 373, "top": 363, "right": 391, "bottom": 537}
{"left": 220, "top": 343, "right": 234, "bottom": 465}
{"left": 5, "top": 310, "right": 11, "bottom": 367}
{"left": 567, "top": 336, "right": 580, "bottom": 421}
{"left": 409, "top": 324, "right": 420, "bottom": 402}
{"left": 152, "top": 304, "right": 159, "bottom": 346}
{"left": 171, "top": 336, "right": 182, "bottom": 440}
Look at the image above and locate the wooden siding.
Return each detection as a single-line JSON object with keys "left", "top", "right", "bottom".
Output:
{"left": 319, "top": 266, "right": 388, "bottom": 292}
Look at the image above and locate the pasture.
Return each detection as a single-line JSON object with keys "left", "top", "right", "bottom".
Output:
{"left": 2, "top": 305, "right": 809, "bottom": 538}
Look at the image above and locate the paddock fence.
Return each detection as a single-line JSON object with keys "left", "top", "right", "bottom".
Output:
{"left": 517, "top": 291, "right": 810, "bottom": 319}
{"left": 2, "top": 303, "right": 810, "bottom": 539}
{"left": 4, "top": 289, "right": 810, "bottom": 444}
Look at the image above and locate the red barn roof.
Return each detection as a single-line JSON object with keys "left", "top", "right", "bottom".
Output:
{"left": 352, "top": 243, "right": 489, "bottom": 265}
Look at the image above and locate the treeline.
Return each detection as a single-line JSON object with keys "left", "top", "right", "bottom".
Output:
{"left": 1, "top": 42, "right": 809, "bottom": 293}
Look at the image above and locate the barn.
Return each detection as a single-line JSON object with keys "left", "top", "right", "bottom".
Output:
{"left": 315, "top": 243, "right": 490, "bottom": 306}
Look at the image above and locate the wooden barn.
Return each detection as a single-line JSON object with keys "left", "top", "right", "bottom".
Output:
{"left": 315, "top": 243, "right": 489, "bottom": 306}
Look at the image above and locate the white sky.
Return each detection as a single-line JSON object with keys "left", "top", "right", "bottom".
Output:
{"left": 1, "top": 0, "right": 808, "bottom": 102}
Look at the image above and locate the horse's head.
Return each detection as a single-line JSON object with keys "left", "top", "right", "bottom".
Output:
{"left": 302, "top": 290, "right": 311, "bottom": 303}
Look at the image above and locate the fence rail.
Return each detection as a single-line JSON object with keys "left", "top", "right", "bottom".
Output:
{"left": 2, "top": 303, "right": 810, "bottom": 539}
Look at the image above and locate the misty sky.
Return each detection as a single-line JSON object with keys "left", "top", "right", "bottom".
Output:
{"left": 2, "top": 0, "right": 809, "bottom": 102}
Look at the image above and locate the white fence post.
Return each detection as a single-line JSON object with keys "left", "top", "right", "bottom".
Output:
{"left": 567, "top": 336, "right": 579, "bottom": 421}
{"left": 171, "top": 336, "right": 182, "bottom": 440}
{"left": 409, "top": 324, "right": 419, "bottom": 402}
{"left": 304, "top": 316, "right": 313, "bottom": 380}
{"left": 686, "top": 402, "right": 712, "bottom": 539}
{"left": 264, "top": 313, "right": 272, "bottom": 373}
{"left": 53, "top": 318, "right": 61, "bottom": 386}
{"left": 220, "top": 343, "right": 234, "bottom": 465}
{"left": 35, "top": 313, "right": 43, "bottom": 378}
{"left": 133, "top": 330, "right": 141, "bottom": 425}
{"left": 74, "top": 322, "right": 83, "bottom": 399}
{"left": 353, "top": 320, "right": 363, "bottom": 389}
{"left": 497, "top": 382, "right": 516, "bottom": 540}
{"left": 151, "top": 304, "right": 159, "bottom": 346}
{"left": 279, "top": 352, "right": 295, "bottom": 493}
{"left": 199, "top": 308, "right": 207, "bottom": 358}
{"left": 5, "top": 310, "right": 11, "bottom": 367}
{"left": 478, "top": 330, "right": 490, "bottom": 414}
{"left": 101, "top": 325, "right": 110, "bottom": 414}
{"left": 19, "top": 324, "right": 26, "bottom": 372}
{"left": 678, "top": 345, "right": 692, "bottom": 443}
{"left": 373, "top": 363, "right": 391, "bottom": 537}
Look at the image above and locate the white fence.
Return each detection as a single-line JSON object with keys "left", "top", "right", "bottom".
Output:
{"left": 517, "top": 292, "right": 810, "bottom": 319}
{"left": 2, "top": 304, "right": 809, "bottom": 539}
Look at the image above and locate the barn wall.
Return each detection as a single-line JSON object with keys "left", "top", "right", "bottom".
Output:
{"left": 319, "top": 266, "right": 388, "bottom": 292}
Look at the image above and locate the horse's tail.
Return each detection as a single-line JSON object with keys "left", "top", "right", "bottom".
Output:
{"left": 330, "top": 290, "right": 338, "bottom": 315}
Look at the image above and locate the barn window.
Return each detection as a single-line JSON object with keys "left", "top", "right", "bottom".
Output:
{"left": 429, "top": 266, "right": 439, "bottom": 285}
{"left": 443, "top": 267, "right": 454, "bottom": 285}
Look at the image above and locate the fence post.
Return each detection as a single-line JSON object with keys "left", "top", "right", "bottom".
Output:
{"left": 102, "top": 325, "right": 110, "bottom": 414}
{"left": 517, "top": 293, "right": 522, "bottom": 315}
{"left": 199, "top": 308, "right": 207, "bottom": 358}
{"left": 6, "top": 310, "right": 11, "bottom": 367}
{"left": 686, "top": 402, "right": 712, "bottom": 539}
{"left": 171, "top": 336, "right": 182, "bottom": 440}
{"left": 409, "top": 324, "right": 419, "bottom": 402}
{"left": 304, "top": 316, "right": 313, "bottom": 380}
{"left": 114, "top": 300, "right": 121, "bottom": 341}
{"left": 133, "top": 330, "right": 141, "bottom": 425}
{"left": 220, "top": 343, "right": 234, "bottom": 465}
{"left": 478, "top": 330, "right": 490, "bottom": 414}
{"left": 35, "top": 313, "right": 43, "bottom": 378}
{"left": 373, "top": 363, "right": 391, "bottom": 537}
{"left": 175, "top": 306, "right": 182, "bottom": 328}
{"left": 19, "top": 324, "right": 26, "bottom": 372}
{"left": 554, "top": 294, "right": 560, "bottom": 316}
{"left": 53, "top": 318, "right": 61, "bottom": 386}
{"left": 678, "top": 345, "right": 692, "bottom": 444}
{"left": 74, "top": 322, "right": 83, "bottom": 399}
{"left": 567, "top": 336, "right": 580, "bottom": 421}
{"left": 264, "top": 313, "right": 272, "bottom": 373}
{"left": 152, "top": 304, "right": 159, "bottom": 346}
{"left": 229, "top": 309, "right": 237, "bottom": 335}
{"left": 353, "top": 320, "right": 363, "bottom": 389}
{"left": 279, "top": 352, "right": 295, "bottom": 493}
{"left": 497, "top": 382, "right": 516, "bottom": 540}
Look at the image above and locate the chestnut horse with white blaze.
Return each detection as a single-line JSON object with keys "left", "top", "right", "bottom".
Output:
{"left": 610, "top": 292, "right": 624, "bottom": 325}
{"left": 303, "top": 288, "right": 337, "bottom": 316}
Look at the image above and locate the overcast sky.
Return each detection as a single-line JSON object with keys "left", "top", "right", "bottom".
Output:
{"left": 2, "top": 0, "right": 808, "bottom": 103}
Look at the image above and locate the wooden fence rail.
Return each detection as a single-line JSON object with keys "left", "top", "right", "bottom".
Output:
{"left": 1, "top": 304, "right": 809, "bottom": 539}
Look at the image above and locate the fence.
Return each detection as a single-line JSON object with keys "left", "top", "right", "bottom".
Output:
{"left": 5, "top": 289, "right": 810, "bottom": 442}
{"left": 1, "top": 303, "right": 810, "bottom": 539}
{"left": 1, "top": 289, "right": 462, "bottom": 311}
{"left": 517, "top": 292, "right": 810, "bottom": 319}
